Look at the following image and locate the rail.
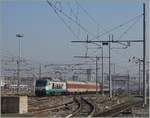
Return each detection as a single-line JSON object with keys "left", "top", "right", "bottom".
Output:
{"left": 66, "top": 97, "right": 95, "bottom": 117}
{"left": 94, "top": 101, "right": 143, "bottom": 117}
{"left": 33, "top": 101, "right": 74, "bottom": 116}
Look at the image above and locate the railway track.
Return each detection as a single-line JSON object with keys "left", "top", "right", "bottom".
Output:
{"left": 29, "top": 94, "right": 143, "bottom": 117}
{"left": 28, "top": 97, "right": 51, "bottom": 106}
{"left": 28, "top": 95, "right": 73, "bottom": 107}
{"left": 94, "top": 100, "right": 143, "bottom": 117}
{"left": 33, "top": 101, "right": 74, "bottom": 116}
{"left": 28, "top": 96, "right": 78, "bottom": 117}
{"left": 66, "top": 97, "right": 95, "bottom": 117}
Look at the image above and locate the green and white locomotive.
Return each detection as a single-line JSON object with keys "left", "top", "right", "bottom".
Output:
{"left": 35, "top": 79, "right": 66, "bottom": 96}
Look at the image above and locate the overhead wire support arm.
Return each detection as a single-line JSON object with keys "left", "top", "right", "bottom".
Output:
{"left": 74, "top": 56, "right": 109, "bottom": 59}
{"left": 71, "top": 39, "right": 143, "bottom": 43}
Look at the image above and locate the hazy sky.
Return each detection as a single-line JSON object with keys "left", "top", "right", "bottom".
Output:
{"left": 1, "top": 0, "right": 149, "bottom": 75}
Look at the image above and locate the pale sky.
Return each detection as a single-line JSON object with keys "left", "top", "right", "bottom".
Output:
{"left": 1, "top": 0, "right": 149, "bottom": 76}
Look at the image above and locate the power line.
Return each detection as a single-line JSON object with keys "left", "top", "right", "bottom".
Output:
{"left": 75, "top": 0, "right": 106, "bottom": 32}
{"left": 67, "top": 1, "right": 142, "bottom": 51}
{"left": 66, "top": 1, "right": 82, "bottom": 41}
{"left": 47, "top": 0, "right": 81, "bottom": 41}
{"left": 118, "top": 16, "right": 142, "bottom": 41}
{"left": 47, "top": 0, "right": 95, "bottom": 37}
{"left": 47, "top": 0, "right": 94, "bottom": 56}
{"left": 90, "top": 13, "right": 143, "bottom": 40}
{"left": 67, "top": 1, "right": 77, "bottom": 19}
{"left": 116, "top": 18, "right": 141, "bottom": 47}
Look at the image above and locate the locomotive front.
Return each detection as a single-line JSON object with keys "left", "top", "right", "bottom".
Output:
{"left": 35, "top": 79, "right": 47, "bottom": 96}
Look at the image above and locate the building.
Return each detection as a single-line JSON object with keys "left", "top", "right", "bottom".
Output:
{"left": 111, "top": 74, "right": 129, "bottom": 92}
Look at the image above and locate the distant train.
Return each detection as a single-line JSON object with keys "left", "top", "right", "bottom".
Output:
{"left": 1, "top": 84, "right": 28, "bottom": 89}
{"left": 35, "top": 78, "right": 109, "bottom": 96}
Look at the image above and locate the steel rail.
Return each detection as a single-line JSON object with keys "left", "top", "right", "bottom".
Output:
{"left": 66, "top": 97, "right": 95, "bottom": 117}
{"left": 32, "top": 101, "right": 74, "bottom": 115}
{"left": 94, "top": 101, "right": 143, "bottom": 117}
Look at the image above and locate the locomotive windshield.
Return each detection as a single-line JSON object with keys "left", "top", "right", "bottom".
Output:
{"left": 36, "top": 80, "right": 47, "bottom": 87}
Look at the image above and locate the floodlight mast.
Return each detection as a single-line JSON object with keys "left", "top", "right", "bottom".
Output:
{"left": 16, "top": 34, "right": 23, "bottom": 95}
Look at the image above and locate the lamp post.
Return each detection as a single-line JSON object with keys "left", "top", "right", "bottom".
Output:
{"left": 16, "top": 34, "right": 23, "bottom": 95}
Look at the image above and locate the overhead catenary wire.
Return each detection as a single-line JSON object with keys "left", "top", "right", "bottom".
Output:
{"left": 47, "top": 0, "right": 94, "bottom": 56}
{"left": 115, "top": 17, "right": 141, "bottom": 47}
{"left": 75, "top": 2, "right": 81, "bottom": 40}
{"left": 48, "top": 0, "right": 143, "bottom": 43}
{"left": 118, "top": 15, "right": 142, "bottom": 41}
{"left": 47, "top": 0, "right": 81, "bottom": 41}
{"left": 55, "top": 11, "right": 81, "bottom": 41}
{"left": 74, "top": 0, "right": 143, "bottom": 51}
{"left": 47, "top": 0, "right": 95, "bottom": 37}
{"left": 66, "top": 1, "right": 81, "bottom": 40}
{"left": 116, "top": 17, "right": 142, "bottom": 46}
{"left": 47, "top": 0, "right": 143, "bottom": 48}
{"left": 75, "top": 0, "right": 107, "bottom": 32}
{"left": 47, "top": 0, "right": 143, "bottom": 73}
{"left": 90, "top": 13, "right": 143, "bottom": 40}
{"left": 67, "top": 1, "right": 78, "bottom": 19}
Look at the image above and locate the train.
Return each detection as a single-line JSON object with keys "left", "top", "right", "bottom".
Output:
{"left": 1, "top": 84, "right": 28, "bottom": 89}
{"left": 35, "top": 78, "right": 109, "bottom": 96}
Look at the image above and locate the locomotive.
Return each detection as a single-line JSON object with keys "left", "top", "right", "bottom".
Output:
{"left": 35, "top": 78, "right": 109, "bottom": 96}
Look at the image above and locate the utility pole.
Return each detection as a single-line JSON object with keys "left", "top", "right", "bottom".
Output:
{"left": 16, "top": 60, "right": 20, "bottom": 94}
{"left": 139, "top": 60, "right": 141, "bottom": 95}
{"left": 109, "top": 35, "right": 112, "bottom": 98}
{"left": 101, "top": 47, "right": 104, "bottom": 96}
{"left": 39, "top": 64, "right": 42, "bottom": 79}
{"left": 16, "top": 34, "right": 23, "bottom": 95}
{"left": 87, "top": 69, "right": 91, "bottom": 81}
{"left": 96, "top": 56, "right": 98, "bottom": 93}
{"left": 127, "top": 71, "right": 130, "bottom": 94}
{"left": 143, "top": 3, "right": 146, "bottom": 105}
{"left": 113, "top": 63, "right": 115, "bottom": 74}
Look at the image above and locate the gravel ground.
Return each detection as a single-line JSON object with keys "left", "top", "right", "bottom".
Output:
{"left": 28, "top": 95, "right": 80, "bottom": 117}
